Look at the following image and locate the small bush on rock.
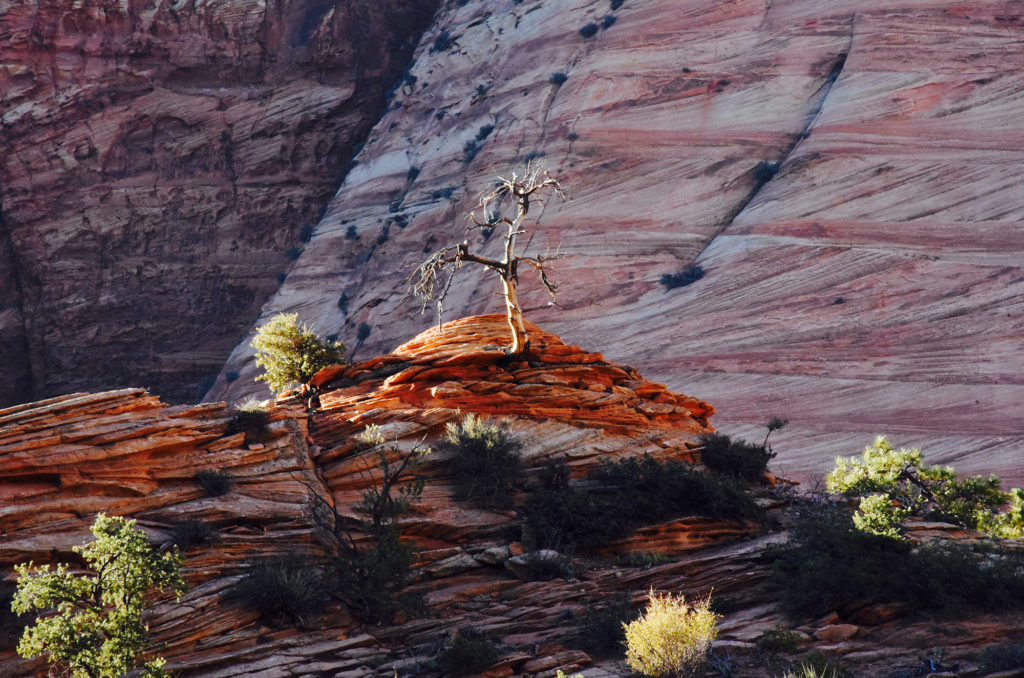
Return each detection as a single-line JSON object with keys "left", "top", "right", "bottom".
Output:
{"left": 698, "top": 432, "right": 774, "bottom": 482}
{"left": 524, "top": 454, "right": 761, "bottom": 550}
{"left": 251, "top": 313, "right": 346, "bottom": 395}
{"left": 226, "top": 400, "right": 271, "bottom": 444}
{"left": 623, "top": 589, "right": 719, "bottom": 678}
{"left": 771, "top": 499, "right": 1024, "bottom": 619}
{"left": 440, "top": 414, "right": 524, "bottom": 509}
{"left": 575, "top": 592, "right": 634, "bottom": 657}
{"left": 194, "top": 469, "right": 235, "bottom": 497}
{"left": 170, "top": 519, "right": 219, "bottom": 550}
{"left": 309, "top": 426, "right": 428, "bottom": 623}
{"left": 827, "top": 435, "right": 1024, "bottom": 539}
{"left": 436, "top": 628, "right": 499, "bottom": 677}
{"left": 229, "top": 554, "right": 326, "bottom": 627}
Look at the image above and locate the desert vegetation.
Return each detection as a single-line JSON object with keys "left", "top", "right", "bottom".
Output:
{"left": 411, "top": 163, "right": 565, "bottom": 355}
{"left": 251, "top": 312, "right": 346, "bottom": 394}
{"left": 623, "top": 589, "right": 719, "bottom": 678}
{"left": 11, "top": 515, "right": 185, "bottom": 678}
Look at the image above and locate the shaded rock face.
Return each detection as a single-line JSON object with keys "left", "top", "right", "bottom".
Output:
{"left": 210, "top": 0, "right": 1024, "bottom": 487}
{"left": 5, "top": 322, "right": 1024, "bottom": 677}
{"left": 0, "top": 0, "right": 440, "bottom": 406}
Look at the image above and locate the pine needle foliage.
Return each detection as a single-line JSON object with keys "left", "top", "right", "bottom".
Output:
{"left": 623, "top": 589, "right": 719, "bottom": 678}
{"left": 12, "top": 514, "right": 186, "bottom": 678}
{"left": 827, "top": 435, "right": 1024, "bottom": 538}
{"left": 251, "top": 313, "right": 345, "bottom": 394}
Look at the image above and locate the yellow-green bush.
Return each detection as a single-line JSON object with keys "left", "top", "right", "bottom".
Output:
{"left": 251, "top": 313, "right": 345, "bottom": 394}
{"left": 623, "top": 589, "right": 719, "bottom": 677}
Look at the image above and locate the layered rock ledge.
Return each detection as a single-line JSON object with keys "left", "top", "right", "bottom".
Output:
{"left": 4, "top": 319, "right": 1024, "bottom": 677}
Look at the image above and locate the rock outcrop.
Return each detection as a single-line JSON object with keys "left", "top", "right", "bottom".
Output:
{"left": 4, "top": 317, "right": 1024, "bottom": 677}
{"left": 209, "top": 0, "right": 1024, "bottom": 488}
{"left": 0, "top": 0, "right": 440, "bottom": 406}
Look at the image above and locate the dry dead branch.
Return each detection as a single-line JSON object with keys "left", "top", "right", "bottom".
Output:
{"left": 409, "top": 162, "right": 566, "bottom": 355}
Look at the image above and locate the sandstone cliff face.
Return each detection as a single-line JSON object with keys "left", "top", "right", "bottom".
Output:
{"left": 4, "top": 318, "right": 1024, "bottom": 677}
{"left": 210, "top": 0, "right": 1024, "bottom": 487}
{"left": 0, "top": 0, "right": 440, "bottom": 406}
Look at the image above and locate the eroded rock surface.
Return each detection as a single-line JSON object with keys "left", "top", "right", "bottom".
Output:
{"left": 0, "top": 0, "right": 440, "bottom": 406}
{"left": 210, "top": 0, "right": 1024, "bottom": 487}
{"left": 5, "top": 318, "right": 1024, "bottom": 677}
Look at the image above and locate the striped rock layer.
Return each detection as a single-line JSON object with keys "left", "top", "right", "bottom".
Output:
{"left": 5, "top": 318, "right": 1024, "bottom": 677}
{"left": 208, "top": 0, "right": 1024, "bottom": 489}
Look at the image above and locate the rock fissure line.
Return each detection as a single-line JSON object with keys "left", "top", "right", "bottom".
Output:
{"left": 689, "top": 41, "right": 852, "bottom": 266}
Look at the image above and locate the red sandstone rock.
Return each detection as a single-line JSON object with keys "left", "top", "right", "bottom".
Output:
{"left": 0, "top": 0, "right": 439, "bottom": 406}
{"left": 210, "top": 0, "right": 1024, "bottom": 494}
{"left": 4, "top": 322, "right": 1024, "bottom": 677}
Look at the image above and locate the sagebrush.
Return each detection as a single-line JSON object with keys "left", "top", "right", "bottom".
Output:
{"left": 440, "top": 414, "right": 523, "bottom": 509}
{"left": 623, "top": 589, "right": 719, "bottom": 678}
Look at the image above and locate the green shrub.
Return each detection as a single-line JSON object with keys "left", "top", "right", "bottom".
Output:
{"left": 574, "top": 592, "right": 634, "bottom": 657}
{"left": 440, "top": 414, "right": 523, "bottom": 509}
{"left": 12, "top": 514, "right": 185, "bottom": 678}
{"left": 827, "top": 435, "right": 1023, "bottom": 538}
{"left": 623, "top": 589, "right": 719, "bottom": 678}
{"left": 770, "top": 500, "right": 1024, "bottom": 619}
{"left": 226, "top": 400, "right": 271, "bottom": 444}
{"left": 229, "top": 554, "right": 326, "bottom": 627}
{"left": 755, "top": 626, "right": 802, "bottom": 655}
{"left": 436, "top": 628, "right": 499, "bottom": 677}
{"left": 251, "top": 313, "right": 346, "bottom": 394}
{"left": 170, "top": 519, "right": 219, "bottom": 550}
{"left": 194, "top": 468, "right": 235, "bottom": 496}
{"left": 309, "top": 426, "right": 427, "bottom": 623}
{"left": 698, "top": 432, "right": 774, "bottom": 482}
{"left": 524, "top": 454, "right": 761, "bottom": 550}
{"left": 780, "top": 651, "right": 852, "bottom": 678}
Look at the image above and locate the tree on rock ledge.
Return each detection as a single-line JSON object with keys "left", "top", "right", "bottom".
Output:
{"left": 410, "top": 163, "right": 565, "bottom": 356}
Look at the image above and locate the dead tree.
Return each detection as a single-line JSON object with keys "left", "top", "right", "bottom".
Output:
{"left": 410, "top": 163, "right": 566, "bottom": 356}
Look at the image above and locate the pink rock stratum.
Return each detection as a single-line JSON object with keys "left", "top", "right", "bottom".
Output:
{"left": 211, "top": 0, "right": 1024, "bottom": 487}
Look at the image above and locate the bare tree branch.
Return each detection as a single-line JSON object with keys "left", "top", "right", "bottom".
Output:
{"left": 407, "top": 161, "right": 567, "bottom": 354}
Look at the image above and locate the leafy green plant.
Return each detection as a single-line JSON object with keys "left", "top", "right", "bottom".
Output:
{"left": 436, "top": 627, "right": 499, "bottom": 677}
{"left": 226, "top": 400, "right": 271, "bottom": 444}
{"left": 251, "top": 313, "right": 346, "bottom": 394}
{"left": 524, "top": 454, "right": 761, "bottom": 551}
{"left": 574, "top": 592, "right": 634, "bottom": 657}
{"left": 12, "top": 514, "right": 186, "bottom": 678}
{"left": 755, "top": 626, "right": 802, "bottom": 655}
{"left": 698, "top": 433, "right": 773, "bottom": 482}
{"left": 228, "top": 554, "right": 326, "bottom": 627}
{"left": 827, "top": 435, "right": 1024, "bottom": 538}
{"left": 194, "top": 469, "right": 235, "bottom": 497}
{"left": 770, "top": 500, "right": 1024, "bottom": 619}
{"left": 439, "top": 414, "right": 524, "bottom": 509}
{"left": 309, "top": 426, "right": 428, "bottom": 623}
{"left": 623, "top": 589, "right": 719, "bottom": 678}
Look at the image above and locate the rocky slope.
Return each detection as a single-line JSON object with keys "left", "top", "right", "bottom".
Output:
{"left": 4, "top": 316, "right": 1024, "bottom": 677}
{"left": 0, "top": 0, "right": 440, "bottom": 406}
{"left": 208, "top": 0, "right": 1024, "bottom": 488}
